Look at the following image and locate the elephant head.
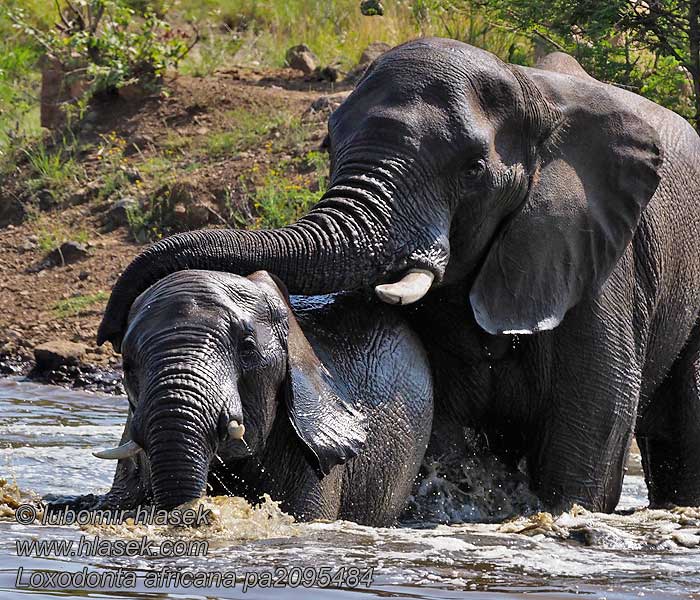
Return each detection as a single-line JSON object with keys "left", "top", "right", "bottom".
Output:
{"left": 98, "top": 37, "right": 661, "bottom": 348}
{"left": 94, "top": 270, "right": 365, "bottom": 509}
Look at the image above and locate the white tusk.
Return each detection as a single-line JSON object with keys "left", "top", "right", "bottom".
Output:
{"left": 228, "top": 420, "right": 246, "bottom": 440}
{"left": 374, "top": 269, "right": 435, "bottom": 305}
{"left": 93, "top": 440, "right": 142, "bottom": 460}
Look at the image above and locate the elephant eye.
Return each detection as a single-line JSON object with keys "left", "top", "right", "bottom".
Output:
{"left": 122, "top": 361, "right": 139, "bottom": 408}
{"left": 464, "top": 159, "right": 486, "bottom": 179}
{"left": 238, "top": 334, "right": 260, "bottom": 366}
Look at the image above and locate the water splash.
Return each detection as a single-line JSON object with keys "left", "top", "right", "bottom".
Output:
{"left": 0, "top": 477, "right": 43, "bottom": 521}
{"left": 499, "top": 503, "right": 700, "bottom": 550}
{"left": 404, "top": 431, "right": 541, "bottom": 523}
{"left": 83, "top": 494, "right": 300, "bottom": 542}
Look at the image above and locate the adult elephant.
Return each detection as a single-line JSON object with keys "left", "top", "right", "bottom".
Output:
{"left": 98, "top": 38, "right": 700, "bottom": 513}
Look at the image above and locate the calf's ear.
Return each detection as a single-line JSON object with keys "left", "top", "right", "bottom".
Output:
{"left": 247, "top": 271, "right": 367, "bottom": 475}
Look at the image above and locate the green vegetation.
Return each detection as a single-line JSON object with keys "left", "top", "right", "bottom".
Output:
{"left": 125, "top": 198, "right": 164, "bottom": 243}
{"left": 34, "top": 224, "right": 90, "bottom": 253}
{"left": 1, "top": 0, "right": 697, "bottom": 156}
{"left": 250, "top": 151, "right": 328, "bottom": 229}
{"left": 0, "top": 0, "right": 697, "bottom": 246}
{"left": 0, "top": 0, "right": 194, "bottom": 153}
{"left": 0, "top": 7, "right": 43, "bottom": 157}
{"left": 250, "top": 172, "right": 319, "bottom": 229}
{"left": 5, "top": 0, "right": 194, "bottom": 96}
{"left": 206, "top": 107, "right": 308, "bottom": 158}
{"left": 176, "top": 0, "right": 531, "bottom": 68}
{"left": 23, "top": 139, "right": 84, "bottom": 197}
{"left": 180, "top": 23, "right": 243, "bottom": 78}
{"left": 123, "top": 151, "right": 329, "bottom": 240}
{"left": 477, "top": 0, "right": 700, "bottom": 131}
{"left": 53, "top": 291, "right": 108, "bottom": 318}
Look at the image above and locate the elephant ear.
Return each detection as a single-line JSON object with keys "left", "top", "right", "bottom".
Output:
{"left": 470, "top": 70, "right": 662, "bottom": 335}
{"left": 247, "top": 271, "right": 367, "bottom": 475}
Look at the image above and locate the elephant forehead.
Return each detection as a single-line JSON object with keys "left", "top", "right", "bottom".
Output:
{"left": 372, "top": 38, "right": 513, "bottom": 103}
{"left": 377, "top": 38, "right": 502, "bottom": 83}
{"left": 332, "top": 40, "right": 514, "bottom": 152}
{"left": 128, "top": 272, "right": 270, "bottom": 329}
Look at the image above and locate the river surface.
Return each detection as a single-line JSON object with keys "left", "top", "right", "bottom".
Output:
{"left": 1, "top": 378, "right": 699, "bottom": 599}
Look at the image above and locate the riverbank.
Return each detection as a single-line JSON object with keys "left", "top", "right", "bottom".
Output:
{"left": 0, "top": 66, "right": 350, "bottom": 391}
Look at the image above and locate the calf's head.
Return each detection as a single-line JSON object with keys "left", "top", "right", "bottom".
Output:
{"left": 95, "top": 270, "right": 365, "bottom": 509}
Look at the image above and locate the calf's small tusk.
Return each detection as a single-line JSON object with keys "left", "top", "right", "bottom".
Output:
{"left": 228, "top": 420, "right": 245, "bottom": 440}
{"left": 93, "top": 440, "right": 142, "bottom": 460}
{"left": 374, "top": 269, "right": 435, "bottom": 305}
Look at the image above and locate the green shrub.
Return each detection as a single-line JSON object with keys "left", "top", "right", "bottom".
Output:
{"left": 0, "top": 40, "right": 42, "bottom": 155}
{"left": 125, "top": 199, "right": 161, "bottom": 243}
{"left": 5, "top": 1, "right": 194, "bottom": 96}
{"left": 35, "top": 224, "right": 89, "bottom": 253}
{"left": 23, "top": 139, "right": 85, "bottom": 197}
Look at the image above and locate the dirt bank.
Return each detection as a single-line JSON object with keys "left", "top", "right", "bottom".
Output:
{"left": 0, "top": 68, "right": 348, "bottom": 390}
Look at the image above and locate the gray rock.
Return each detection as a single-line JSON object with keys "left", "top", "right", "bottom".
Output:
{"left": 308, "top": 92, "right": 351, "bottom": 117}
{"left": 182, "top": 202, "right": 213, "bottom": 229}
{"left": 0, "top": 194, "right": 26, "bottom": 228}
{"left": 34, "top": 340, "right": 87, "bottom": 371}
{"left": 286, "top": 44, "right": 319, "bottom": 75}
{"left": 346, "top": 41, "right": 392, "bottom": 84}
{"left": 30, "top": 241, "right": 89, "bottom": 272}
{"left": 120, "top": 166, "right": 142, "bottom": 183}
{"left": 19, "top": 239, "right": 37, "bottom": 253}
{"left": 105, "top": 197, "right": 137, "bottom": 229}
{"left": 124, "top": 135, "right": 155, "bottom": 156}
{"left": 68, "top": 182, "right": 100, "bottom": 206}
{"left": 50, "top": 241, "right": 89, "bottom": 266}
{"left": 316, "top": 65, "right": 340, "bottom": 82}
{"left": 359, "top": 41, "right": 391, "bottom": 66}
{"left": 36, "top": 189, "right": 57, "bottom": 211}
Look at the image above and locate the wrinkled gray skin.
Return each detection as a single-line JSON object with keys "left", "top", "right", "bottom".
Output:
{"left": 97, "top": 38, "right": 700, "bottom": 513}
{"left": 94, "top": 270, "right": 432, "bottom": 526}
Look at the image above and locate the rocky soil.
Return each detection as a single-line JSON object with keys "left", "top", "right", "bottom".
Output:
{"left": 0, "top": 56, "right": 383, "bottom": 391}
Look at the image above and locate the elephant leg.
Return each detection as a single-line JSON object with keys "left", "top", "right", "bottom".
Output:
{"left": 637, "top": 326, "right": 700, "bottom": 507}
{"left": 526, "top": 302, "right": 640, "bottom": 513}
{"left": 245, "top": 416, "right": 343, "bottom": 522}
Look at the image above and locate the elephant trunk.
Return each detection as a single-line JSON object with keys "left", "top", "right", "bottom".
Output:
{"left": 143, "top": 389, "right": 219, "bottom": 510}
{"left": 149, "top": 433, "right": 209, "bottom": 509}
{"left": 97, "top": 183, "right": 396, "bottom": 349}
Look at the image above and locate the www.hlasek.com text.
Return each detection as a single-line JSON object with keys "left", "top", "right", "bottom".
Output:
{"left": 17, "top": 534, "right": 208, "bottom": 559}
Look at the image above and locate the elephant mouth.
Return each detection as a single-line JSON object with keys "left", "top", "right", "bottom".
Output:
{"left": 94, "top": 417, "right": 250, "bottom": 510}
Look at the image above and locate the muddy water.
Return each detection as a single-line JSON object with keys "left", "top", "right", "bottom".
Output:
{"left": 1, "top": 378, "right": 699, "bottom": 599}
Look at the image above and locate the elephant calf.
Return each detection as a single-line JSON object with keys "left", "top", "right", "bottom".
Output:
{"left": 93, "top": 270, "right": 433, "bottom": 526}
